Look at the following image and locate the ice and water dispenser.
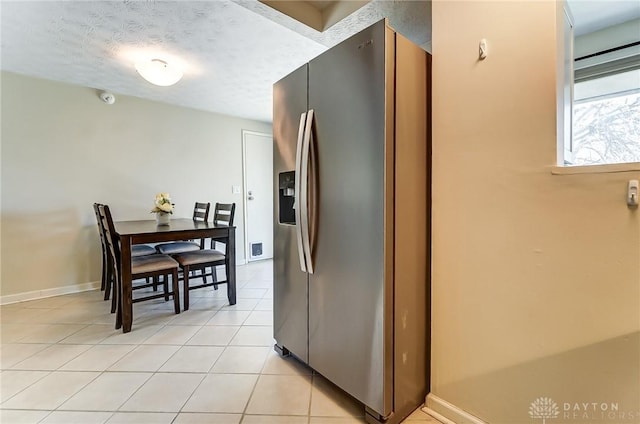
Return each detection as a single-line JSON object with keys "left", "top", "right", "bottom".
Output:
{"left": 278, "top": 171, "right": 296, "bottom": 225}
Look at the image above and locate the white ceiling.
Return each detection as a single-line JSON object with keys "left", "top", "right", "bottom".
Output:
{"left": 567, "top": 0, "right": 640, "bottom": 36}
{"left": 0, "top": 0, "right": 430, "bottom": 123}
{"left": 1, "top": 1, "right": 636, "bottom": 122}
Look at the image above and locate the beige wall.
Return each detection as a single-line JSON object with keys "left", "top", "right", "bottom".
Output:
{"left": 430, "top": 1, "right": 639, "bottom": 423}
{"left": 1, "top": 71, "right": 271, "bottom": 299}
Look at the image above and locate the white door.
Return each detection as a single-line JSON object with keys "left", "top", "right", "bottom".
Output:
{"left": 242, "top": 130, "right": 273, "bottom": 262}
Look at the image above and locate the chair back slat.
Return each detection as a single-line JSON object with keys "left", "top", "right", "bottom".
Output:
{"left": 216, "top": 203, "right": 234, "bottom": 212}
{"left": 93, "top": 203, "right": 106, "bottom": 246}
{"left": 213, "top": 203, "right": 236, "bottom": 227}
{"left": 193, "top": 202, "right": 210, "bottom": 222}
{"left": 98, "top": 204, "right": 121, "bottom": 285}
{"left": 94, "top": 203, "right": 109, "bottom": 293}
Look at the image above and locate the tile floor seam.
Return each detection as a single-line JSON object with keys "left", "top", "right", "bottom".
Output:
{"left": 35, "top": 408, "right": 55, "bottom": 424}
{"left": 1, "top": 345, "right": 52, "bottom": 370}
{"left": 307, "top": 370, "right": 315, "bottom": 421}
{"left": 38, "top": 370, "right": 104, "bottom": 416}
{"left": 169, "top": 371, "right": 208, "bottom": 415}
{"left": 116, "top": 371, "right": 203, "bottom": 414}
{"left": 11, "top": 345, "right": 91, "bottom": 372}
{"left": 0, "top": 371, "right": 52, "bottom": 405}
{"left": 171, "top": 370, "right": 214, "bottom": 417}
{"left": 109, "top": 371, "right": 155, "bottom": 414}
{"left": 238, "top": 372, "right": 262, "bottom": 424}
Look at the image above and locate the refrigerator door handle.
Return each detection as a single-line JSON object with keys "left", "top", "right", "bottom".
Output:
{"left": 294, "top": 111, "right": 308, "bottom": 272}
{"left": 300, "top": 109, "right": 315, "bottom": 274}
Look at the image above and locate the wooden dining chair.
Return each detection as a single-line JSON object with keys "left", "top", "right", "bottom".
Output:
{"left": 173, "top": 202, "right": 236, "bottom": 309}
{"left": 92, "top": 203, "right": 110, "bottom": 294}
{"left": 173, "top": 239, "right": 230, "bottom": 311}
{"left": 212, "top": 203, "right": 236, "bottom": 239}
{"left": 99, "top": 204, "right": 181, "bottom": 328}
{"left": 93, "top": 203, "right": 156, "bottom": 308}
{"left": 207, "top": 202, "right": 236, "bottom": 288}
{"left": 155, "top": 202, "right": 210, "bottom": 255}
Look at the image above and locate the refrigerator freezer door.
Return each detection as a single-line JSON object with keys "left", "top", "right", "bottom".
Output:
{"left": 307, "top": 20, "right": 392, "bottom": 415}
{"left": 273, "top": 64, "right": 310, "bottom": 363}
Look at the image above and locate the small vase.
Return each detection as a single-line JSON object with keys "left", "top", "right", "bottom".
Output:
{"left": 156, "top": 212, "right": 171, "bottom": 226}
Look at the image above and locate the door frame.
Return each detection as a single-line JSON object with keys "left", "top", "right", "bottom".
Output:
{"left": 241, "top": 129, "right": 273, "bottom": 262}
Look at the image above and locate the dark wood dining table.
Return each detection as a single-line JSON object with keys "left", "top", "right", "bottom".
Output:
{"left": 113, "top": 218, "right": 236, "bottom": 333}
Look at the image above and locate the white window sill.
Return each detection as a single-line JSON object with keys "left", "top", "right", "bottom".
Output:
{"left": 551, "top": 162, "right": 640, "bottom": 175}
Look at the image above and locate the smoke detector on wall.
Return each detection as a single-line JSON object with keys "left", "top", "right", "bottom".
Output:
{"left": 99, "top": 91, "right": 116, "bottom": 105}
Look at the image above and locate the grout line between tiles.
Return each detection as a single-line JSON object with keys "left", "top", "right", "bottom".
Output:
{"left": 238, "top": 372, "right": 262, "bottom": 424}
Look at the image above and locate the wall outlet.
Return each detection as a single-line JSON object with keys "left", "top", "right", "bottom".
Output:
{"left": 232, "top": 185, "right": 241, "bottom": 194}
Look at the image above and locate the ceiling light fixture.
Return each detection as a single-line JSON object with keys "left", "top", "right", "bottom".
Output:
{"left": 135, "top": 58, "right": 183, "bottom": 86}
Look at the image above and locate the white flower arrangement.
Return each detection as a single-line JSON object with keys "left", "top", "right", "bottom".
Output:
{"left": 151, "top": 192, "right": 174, "bottom": 214}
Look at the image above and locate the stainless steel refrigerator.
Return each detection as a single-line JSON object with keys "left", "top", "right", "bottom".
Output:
{"left": 273, "top": 19, "right": 430, "bottom": 424}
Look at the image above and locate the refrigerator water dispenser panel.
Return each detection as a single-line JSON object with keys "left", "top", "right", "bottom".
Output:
{"left": 279, "top": 171, "right": 296, "bottom": 224}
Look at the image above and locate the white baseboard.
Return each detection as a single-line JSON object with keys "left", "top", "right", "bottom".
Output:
{"left": 0, "top": 260, "right": 253, "bottom": 306}
{"left": 424, "top": 394, "right": 487, "bottom": 424}
{"left": 0, "top": 281, "right": 101, "bottom": 306}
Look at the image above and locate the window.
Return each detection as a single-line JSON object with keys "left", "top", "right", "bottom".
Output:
{"left": 559, "top": 5, "right": 640, "bottom": 167}
{"left": 569, "top": 69, "right": 640, "bottom": 165}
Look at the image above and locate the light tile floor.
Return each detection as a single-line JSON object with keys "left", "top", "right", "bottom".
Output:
{"left": 1, "top": 260, "right": 439, "bottom": 424}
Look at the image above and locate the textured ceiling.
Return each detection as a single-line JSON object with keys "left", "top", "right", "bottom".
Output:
{"left": 0, "top": 0, "right": 431, "bottom": 123}
{"left": 2, "top": 1, "right": 630, "bottom": 122}
{"left": 0, "top": 1, "right": 329, "bottom": 122}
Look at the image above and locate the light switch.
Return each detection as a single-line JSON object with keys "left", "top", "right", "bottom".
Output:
{"left": 232, "top": 185, "right": 241, "bottom": 194}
